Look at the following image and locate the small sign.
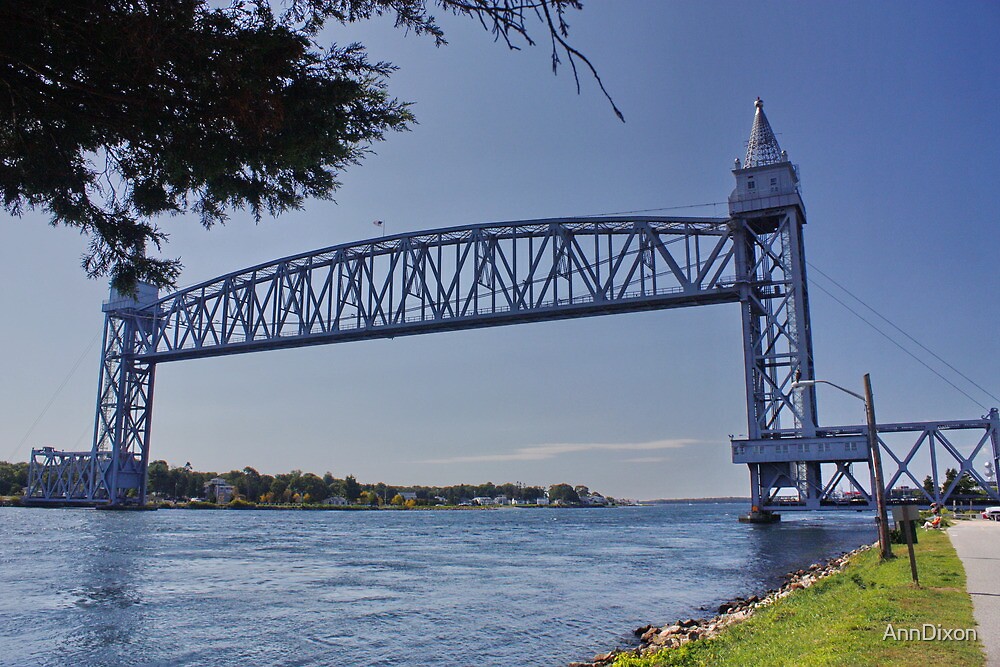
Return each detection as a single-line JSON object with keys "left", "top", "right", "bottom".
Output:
{"left": 891, "top": 505, "right": 921, "bottom": 522}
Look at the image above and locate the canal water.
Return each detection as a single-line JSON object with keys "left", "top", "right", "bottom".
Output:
{"left": 0, "top": 503, "right": 875, "bottom": 666}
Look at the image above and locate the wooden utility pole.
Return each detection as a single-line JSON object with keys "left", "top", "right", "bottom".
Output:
{"left": 903, "top": 517, "right": 919, "bottom": 585}
{"left": 864, "top": 373, "right": 893, "bottom": 560}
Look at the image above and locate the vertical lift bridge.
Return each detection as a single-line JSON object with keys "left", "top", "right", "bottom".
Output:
{"left": 27, "top": 100, "right": 1000, "bottom": 512}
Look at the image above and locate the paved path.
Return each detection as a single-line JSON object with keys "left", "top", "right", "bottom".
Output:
{"left": 949, "top": 520, "right": 1000, "bottom": 666}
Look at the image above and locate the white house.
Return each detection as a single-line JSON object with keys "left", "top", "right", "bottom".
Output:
{"left": 472, "top": 497, "right": 494, "bottom": 506}
{"left": 323, "top": 496, "right": 349, "bottom": 506}
{"left": 582, "top": 493, "right": 608, "bottom": 506}
{"left": 203, "top": 477, "right": 235, "bottom": 504}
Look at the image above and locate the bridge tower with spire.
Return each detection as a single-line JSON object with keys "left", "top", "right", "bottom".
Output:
{"left": 728, "top": 98, "right": 824, "bottom": 511}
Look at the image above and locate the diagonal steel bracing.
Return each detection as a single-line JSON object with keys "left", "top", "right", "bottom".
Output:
{"left": 815, "top": 413, "right": 1000, "bottom": 507}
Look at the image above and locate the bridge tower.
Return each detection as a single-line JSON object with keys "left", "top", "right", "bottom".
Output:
{"left": 729, "top": 98, "right": 824, "bottom": 510}
{"left": 26, "top": 284, "right": 159, "bottom": 504}
{"left": 91, "top": 283, "right": 160, "bottom": 503}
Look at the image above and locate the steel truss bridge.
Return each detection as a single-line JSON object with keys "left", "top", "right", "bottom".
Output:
{"left": 27, "top": 101, "right": 1000, "bottom": 511}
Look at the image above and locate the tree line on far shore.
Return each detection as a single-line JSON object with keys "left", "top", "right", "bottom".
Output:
{"left": 0, "top": 459, "right": 602, "bottom": 505}
{"left": 3, "top": 459, "right": 991, "bottom": 505}
{"left": 0, "top": 462, "right": 27, "bottom": 496}
{"left": 147, "top": 460, "right": 599, "bottom": 506}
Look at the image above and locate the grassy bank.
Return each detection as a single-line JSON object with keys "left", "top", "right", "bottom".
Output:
{"left": 613, "top": 530, "right": 982, "bottom": 667}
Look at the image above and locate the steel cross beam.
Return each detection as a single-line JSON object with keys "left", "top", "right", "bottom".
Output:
{"left": 729, "top": 175, "right": 823, "bottom": 510}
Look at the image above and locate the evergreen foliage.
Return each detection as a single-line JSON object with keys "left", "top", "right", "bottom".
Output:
{"left": 547, "top": 482, "right": 580, "bottom": 503}
{"left": 137, "top": 459, "right": 588, "bottom": 505}
{"left": 2, "top": 456, "right": 603, "bottom": 505}
{"left": 0, "top": 461, "right": 29, "bottom": 495}
{"left": 0, "top": 0, "right": 614, "bottom": 293}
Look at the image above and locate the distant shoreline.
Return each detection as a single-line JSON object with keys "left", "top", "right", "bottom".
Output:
{"left": 1, "top": 495, "right": 747, "bottom": 510}
{"left": 641, "top": 497, "right": 751, "bottom": 504}
{"left": 0, "top": 498, "right": 632, "bottom": 511}
{"left": 167, "top": 502, "right": 624, "bottom": 511}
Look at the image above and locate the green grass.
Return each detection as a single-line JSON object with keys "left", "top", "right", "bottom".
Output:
{"left": 613, "top": 530, "right": 983, "bottom": 667}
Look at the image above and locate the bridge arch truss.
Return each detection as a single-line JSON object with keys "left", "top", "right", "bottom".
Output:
{"left": 139, "top": 217, "right": 740, "bottom": 361}
{"left": 30, "top": 215, "right": 771, "bottom": 503}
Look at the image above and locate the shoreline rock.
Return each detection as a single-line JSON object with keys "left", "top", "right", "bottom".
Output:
{"left": 571, "top": 542, "right": 873, "bottom": 666}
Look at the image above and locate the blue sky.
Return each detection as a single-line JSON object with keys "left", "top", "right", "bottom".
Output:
{"left": 2, "top": 2, "right": 998, "bottom": 499}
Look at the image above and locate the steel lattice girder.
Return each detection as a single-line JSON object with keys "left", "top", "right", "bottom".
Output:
{"left": 132, "top": 217, "right": 742, "bottom": 362}
{"left": 739, "top": 411, "right": 1000, "bottom": 510}
{"left": 93, "top": 313, "right": 155, "bottom": 503}
{"left": 822, "top": 412, "right": 1000, "bottom": 506}
{"left": 25, "top": 100, "right": 997, "bottom": 511}
{"left": 734, "top": 211, "right": 817, "bottom": 440}
{"left": 25, "top": 448, "right": 111, "bottom": 503}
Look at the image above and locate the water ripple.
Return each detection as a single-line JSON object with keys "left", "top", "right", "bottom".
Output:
{"left": 0, "top": 504, "right": 874, "bottom": 666}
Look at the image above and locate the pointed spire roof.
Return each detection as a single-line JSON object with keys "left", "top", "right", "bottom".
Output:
{"left": 743, "top": 98, "right": 784, "bottom": 168}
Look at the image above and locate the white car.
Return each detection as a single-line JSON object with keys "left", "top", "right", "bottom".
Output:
{"left": 982, "top": 507, "right": 1000, "bottom": 521}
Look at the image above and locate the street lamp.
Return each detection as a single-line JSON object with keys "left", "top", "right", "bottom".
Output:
{"left": 791, "top": 374, "right": 893, "bottom": 560}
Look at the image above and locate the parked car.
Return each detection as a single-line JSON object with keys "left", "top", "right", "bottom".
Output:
{"left": 982, "top": 507, "right": 1000, "bottom": 521}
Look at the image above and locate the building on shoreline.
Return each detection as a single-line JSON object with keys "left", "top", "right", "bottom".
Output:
{"left": 204, "top": 477, "right": 234, "bottom": 504}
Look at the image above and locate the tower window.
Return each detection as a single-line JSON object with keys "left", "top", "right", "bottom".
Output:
{"left": 747, "top": 180, "right": 755, "bottom": 189}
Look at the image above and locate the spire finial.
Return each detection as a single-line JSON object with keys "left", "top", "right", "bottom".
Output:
{"left": 743, "top": 98, "right": 784, "bottom": 168}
